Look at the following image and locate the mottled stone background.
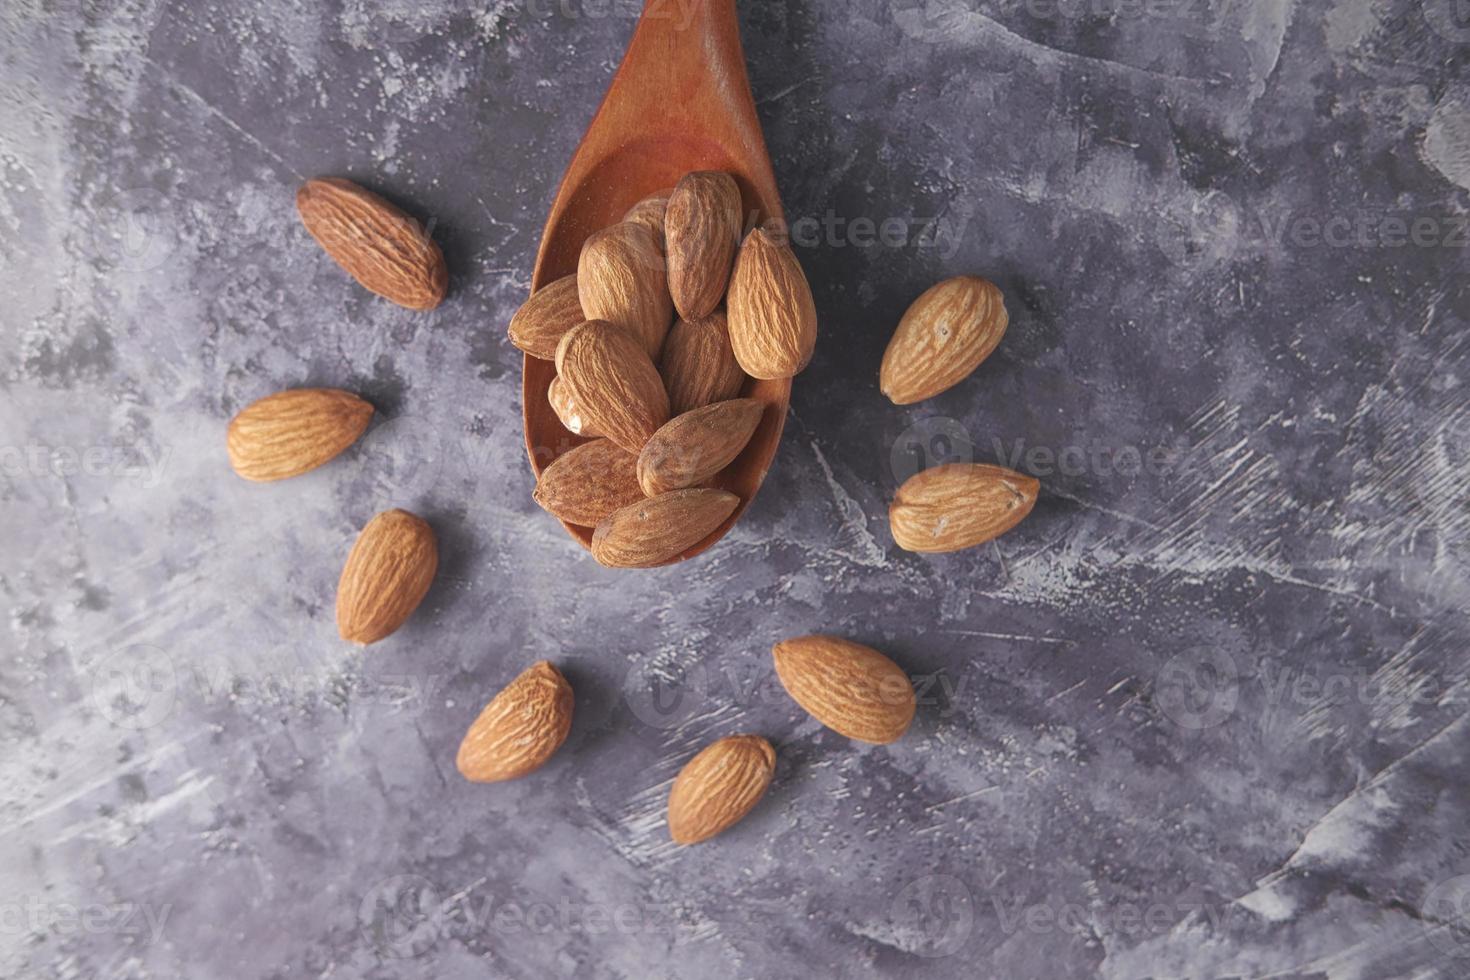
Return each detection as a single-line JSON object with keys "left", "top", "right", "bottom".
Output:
{"left": 3, "top": 0, "right": 1470, "bottom": 977}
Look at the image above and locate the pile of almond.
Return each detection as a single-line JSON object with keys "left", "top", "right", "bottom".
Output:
{"left": 509, "top": 171, "right": 817, "bottom": 568}
{"left": 220, "top": 167, "right": 1051, "bottom": 851}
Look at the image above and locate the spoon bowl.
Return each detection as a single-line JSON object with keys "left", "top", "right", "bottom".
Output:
{"left": 522, "top": 0, "right": 790, "bottom": 564}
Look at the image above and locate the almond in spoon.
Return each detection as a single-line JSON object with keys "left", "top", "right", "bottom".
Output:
{"left": 659, "top": 311, "right": 747, "bottom": 414}
{"left": 726, "top": 225, "right": 817, "bottom": 379}
{"left": 508, "top": 274, "right": 584, "bottom": 360}
{"left": 591, "top": 488, "right": 739, "bottom": 568}
{"left": 534, "top": 438, "right": 643, "bottom": 527}
{"left": 665, "top": 171, "right": 742, "bottom": 321}
{"left": 555, "top": 320, "right": 670, "bottom": 453}
{"left": 578, "top": 222, "right": 673, "bottom": 359}
{"left": 623, "top": 188, "right": 674, "bottom": 246}
{"left": 636, "top": 398, "right": 765, "bottom": 496}
{"left": 547, "top": 375, "right": 603, "bottom": 438}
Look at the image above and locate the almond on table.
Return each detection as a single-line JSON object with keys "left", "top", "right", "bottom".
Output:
{"left": 772, "top": 635, "right": 916, "bottom": 745}
{"left": 456, "top": 661, "right": 574, "bottom": 783}
{"left": 890, "top": 463, "right": 1038, "bottom": 553}
{"left": 295, "top": 177, "right": 447, "bottom": 310}
{"left": 667, "top": 734, "right": 776, "bottom": 845}
{"left": 227, "top": 387, "right": 372, "bottom": 482}
{"left": 336, "top": 509, "right": 438, "bottom": 645}
{"left": 880, "top": 276, "right": 1008, "bottom": 405}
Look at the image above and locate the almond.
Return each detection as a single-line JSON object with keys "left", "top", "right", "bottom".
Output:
{"left": 295, "top": 177, "right": 447, "bottom": 310}
{"left": 533, "top": 438, "right": 643, "bottom": 527}
{"left": 578, "top": 222, "right": 672, "bottom": 359}
{"left": 508, "top": 274, "right": 584, "bottom": 360}
{"left": 456, "top": 661, "right": 574, "bottom": 783}
{"left": 772, "top": 635, "right": 915, "bottom": 744}
{"left": 890, "top": 463, "right": 1038, "bottom": 553}
{"left": 554, "top": 320, "right": 670, "bottom": 453}
{"left": 336, "top": 509, "right": 438, "bottom": 645}
{"left": 547, "top": 375, "right": 603, "bottom": 438}
{"left": 880, "top": 276, "right": 1008, "bottom": 404}
{"left": 591, "top": 488, "right": 739, "bottom": 568}
{"left": 227, "top": 387, "right": 372, "bottom": 482}
{"left": 726, "top": 226, "right": 817, "bottom": 379}
{"left": 665, "top": 171, "right": 742, "bottom": 321}
{"left": 623, "top": 188, "right": 674, "bottom": 246}
{"left": 667, "top": 734, "right": 776, "bottom": 845}
{"left": 660, "top": 311, "right": 747, "bottom": 414}
{"left": 637, "top": 398, "right": 765, "bottom": 496}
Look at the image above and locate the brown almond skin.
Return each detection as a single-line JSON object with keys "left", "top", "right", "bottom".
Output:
{"left": 534, "top": 438, "right": 643, "bottom": 527}
{"left": 668, "top": 735, "right": 776, "bottom": 845}
{"left": 772, "top": 635, "right": 915, "bottom": 744}
{"left": 637, "top": 398, "right": 765, "bottom": 496}
{"left": 547, "top": 375, "right": 603, "bottom": 438}
{"left": 880, "top": 277, "right": 1008, "bottom": 404}
{"left": 336, "top": 509, "right": 438, "bottom": 645}
{"left": 659, "top": 311, "right": 747, "bottom": 414}
{"left": 591, "top": 488, "right": 739, "bottom": 568}
{"left": 665, "top": 171, "right": 743, "bottom": 321}
{"left": 227, "top": 388, "right": 372, "bottom": 482}
{"left": 296, "top": 178, "right": 447, "bottom": 310}
{"left": 726, "top": 227, "right": 817, "bottom": 379}
{"left": 890, "top": 463, "right": 1038, "bottom": 553}
{"left": 555, "top": 320, "right": 670, "bottom": 454}
{"left": 578, "top": 222, "right": 672, "bottom": 359}
{"left": 508, "top": 274, "right": 584, "bottom": 360}
{"left": 456, "top": 661, "right": 574, "bottom": 782}
{"left": 623, "top": 188, "right": 674, "bottom": 246}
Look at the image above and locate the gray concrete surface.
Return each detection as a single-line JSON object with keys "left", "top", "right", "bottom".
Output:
{"left": 3, "top": 0, "right": 1470, "bottom": 977}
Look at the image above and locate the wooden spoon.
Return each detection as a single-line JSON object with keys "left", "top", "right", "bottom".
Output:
{"left": 521, "top": 0, "right": 791, "bottom": 564}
